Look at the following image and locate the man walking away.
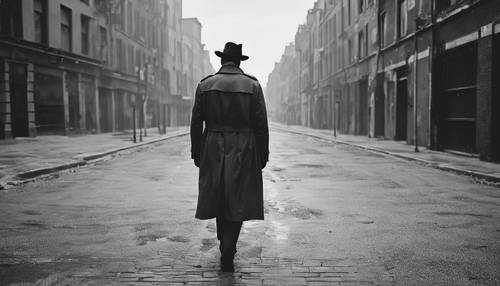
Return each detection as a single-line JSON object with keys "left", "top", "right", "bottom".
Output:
{"left": 190, "top": 42, "right": 269, "bottom": 272}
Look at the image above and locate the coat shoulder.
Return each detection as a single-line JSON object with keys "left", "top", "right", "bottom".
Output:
{"left": 243, "top": 73, "right": 258, "bottom": 81}
{"left": 200, "top": 74, "right": 214, "bottom": 82}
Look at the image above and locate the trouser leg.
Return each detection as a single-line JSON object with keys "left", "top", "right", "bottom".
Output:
{"left": 220, "top": 220, "right": 242, "bottom": 272}
{"left": 216, "top": 217, "right": 224, "bottom": 241}
{"left": 221, "top": 220, "right": 242, "bottom": 254}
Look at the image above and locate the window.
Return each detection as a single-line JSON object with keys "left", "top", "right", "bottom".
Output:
{"left": 348, "top": 38, "right": 354, "bottom": 63}
{"left": 127, "top": 2, "right": 133, "bottom": 34}
{"left": 358, "top": 0, "right": 364, "bottom": 14}
{"left": 347, "top": 0, "right": 352, "bottom": 25}
{"left": 128, "top": 44, "right": 134, "bottom": 74}
{"left": 332, "top": 14, "right": 337, "bottom": 41}
{"left": 100, "top": 27, "right": 108, "bottom": 63}
{"left": 80, "top": 0, "right": 89, "bottom": 5}
{"left": 81, "top": 15, "right": 90, "bottom": 55}
{"left": 342, "top": 0, "right": 349, "bottom": 28}
{"left": 119, "top": 0, "right": 125, "bottom": 30}
{"left": 116, "top": 39, "right": 125, "bottom": 72}
{"left": 60, "top": 5, "right": 72, "bottom": 51}
{"left": 1, "top": 0, "right": 22, "bottom": 38}
{"left": 34, "top": 0, "right": 47, "bottom": 44}
{"left": 437, "top": 0, "right": 461, "bottom": 13}
{"left": 135, "top": 49, "right": 141, "bottom": 72}
{"left": 134, "top": 10, "right": 140, "bottom": 38}
{"left": 140, "top": 16, "right": 146, "bottom": 42}
{"left": 379, "top": 11, "right": 387, "bottom": 48}
{"left": 398, "top": 0, "right": 408, "bottom": 38}
{"left": 358, "top": 30, "right": 366, "bottom": 59}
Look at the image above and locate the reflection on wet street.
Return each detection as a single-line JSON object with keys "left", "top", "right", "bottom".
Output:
{"left": 1, "top": 129, "right": 500, "bottom": 285}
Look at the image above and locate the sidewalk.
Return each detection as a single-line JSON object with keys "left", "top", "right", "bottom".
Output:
{"left": 0, "top": 127, "right": 189, "bottom": 189}
{"left": 272, "top": 123, "right": 500, "bottom": 185}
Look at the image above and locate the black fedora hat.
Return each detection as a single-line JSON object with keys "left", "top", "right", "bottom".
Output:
{"left": 215, "top": 42, "right": 249, "bottom": 61}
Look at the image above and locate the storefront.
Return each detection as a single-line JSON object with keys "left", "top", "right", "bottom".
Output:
{"left": 34, "top": 67, "right": 64, "bottom": 134}
{"left": 436, "top": 42, "right": 477, "bottom": 154}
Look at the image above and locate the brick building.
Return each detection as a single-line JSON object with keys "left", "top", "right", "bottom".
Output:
{"left": 0, "top": 0, "right": 213, "bottom": 139}
{"left": 266, "top": 0, "right": 500, "bottom": 163}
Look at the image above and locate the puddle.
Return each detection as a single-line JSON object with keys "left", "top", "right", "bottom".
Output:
{"left": 134, "top": 223, "right": 156, "bottom": 232}
{"left": 168, "top": 235, "right": 190, "bottom": 243}
{"left": 20, "top": 220, "right": 48, "bottom": 229}
{"left": 200, "top": 238, "right": 216, "bottom": 252}
{"left": 206, "top": 222, "right": 216, "bottom": 232}
{"left": 21, "top": 210, "right": 42, "bottom": 216}
{"left": 378, "top": 180, "right": 404, "bottom": 189}
{"left": 271, "top": 167, "right": 285, "bottom": 172}
{"left": 289, "top": 207, "right": 323, "bottom": 219}
{"left": 434, "top": 212, "right": 493, "bottom": 218}
{"left": 292, "top": 163, "right": 326, "bottom": 168}
{"left": 136, "top": 234, "right": 165, "bottom": 245}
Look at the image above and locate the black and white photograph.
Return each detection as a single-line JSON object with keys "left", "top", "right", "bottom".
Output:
{"left": 1, "top": 0, "right": 500, "bottom": 285}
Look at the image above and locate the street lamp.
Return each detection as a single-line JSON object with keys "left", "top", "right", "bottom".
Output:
{"left": 413, "top": 16, "right": 426, "bottom": 153}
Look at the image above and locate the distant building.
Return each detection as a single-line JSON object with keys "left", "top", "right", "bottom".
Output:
{"left": 266, "top": 44, "right": 299, "bottom": 125}
{"left": 266, "top": 0, "right": 500, "bottom": 163}
{"left": 180, "top": 17, "right": 214, "bottom": 125}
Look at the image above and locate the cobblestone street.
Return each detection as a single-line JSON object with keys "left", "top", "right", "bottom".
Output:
{"left": 1, "top": 129, "right": 499, "bottom": 285}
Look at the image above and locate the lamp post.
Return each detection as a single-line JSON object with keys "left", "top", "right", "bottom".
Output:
{"left": 136, "top": 65, "right": 143, "bottom": 142}
{"left": 413, "top": 16, "right": 426, "bottom": 153}
{"left": 133, "top": 66, "right": 142, "bottom": 143}
{"left": 143, "top": 62, "right": 148, "bottom": 138}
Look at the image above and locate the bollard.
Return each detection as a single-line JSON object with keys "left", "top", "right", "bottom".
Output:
{"left": 139, "top": 105, "right": 143, "bottom": 142}
{"left": 132, "top": 105, "right": 137, "bottom": 143}
{"left": 162, "top": 104, "right": 167, "bottom": 135}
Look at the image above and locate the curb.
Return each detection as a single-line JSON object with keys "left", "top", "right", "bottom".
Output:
{"left": 272, "top": 126, "right": 500, "bottom": 185}
{"left": 0, "top": 130, "right": 190, "bottom": 190}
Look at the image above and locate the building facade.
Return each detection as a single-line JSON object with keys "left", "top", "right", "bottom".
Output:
{"left": 266, "top": 44, "right": 299, "bottom": 124}
{"left": 266, "top": 0, "right": 500, "bottom": 163}
{"left": 180, "top": 18, "right": 214, "bottom": 125}
{"left": 0, "top": 0, "right": 213, "bottom": 140}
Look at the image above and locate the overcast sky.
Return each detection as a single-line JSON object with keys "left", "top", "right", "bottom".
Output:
{"left": 182, "top": 0, "right": 316, "bottom": 87}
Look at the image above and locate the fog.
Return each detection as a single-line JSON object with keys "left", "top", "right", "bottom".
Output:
{"left": 182, "top": 0, "right": 316, "bottom": 85}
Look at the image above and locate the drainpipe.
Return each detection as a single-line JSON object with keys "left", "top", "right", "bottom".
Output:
{"left": 413, "top": 18, "right": 420, "bottom": 153}
{"left": 429, "top": 0, "right": 436, "bottom": 150}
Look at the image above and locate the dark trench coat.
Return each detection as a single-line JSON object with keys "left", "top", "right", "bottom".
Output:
{"left": 190, "top": 64, "right": 269, "bottom": 221}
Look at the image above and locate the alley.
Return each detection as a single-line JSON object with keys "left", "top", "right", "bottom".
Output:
{"left": 1, "top": 129, "right": 499, "bottom": 285}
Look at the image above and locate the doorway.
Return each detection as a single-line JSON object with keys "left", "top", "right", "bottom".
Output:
{"left": 9, "top": 63, "right": 29, "bottom": 137}
{"left": 374, "top": 74, "right": 385, "bottom": 137}
{"left": 66, "top": 72, "right": 80, "bottom": 131}
{"left": 358, "top": 78, "right": 369, "bottom": 136}
{"left": 395, "top": 69, "right": 408, "bottom": 141}
{"left": 438, "top": 43, "right": 477, "bottom": 154}
{"left": 99, "top": 88, "right": 113, "bottom": 132}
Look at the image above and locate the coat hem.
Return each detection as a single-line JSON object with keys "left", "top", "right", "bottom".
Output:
{"left": 195, "top": 215, "right": 264, "bottom": 221}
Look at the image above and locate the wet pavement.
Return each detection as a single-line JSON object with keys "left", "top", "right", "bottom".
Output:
{"left": 1, "top": 129, "right": 499, "bottom": 285}
{"left": 0, "top": 127, "right": 184, "bottom": 184}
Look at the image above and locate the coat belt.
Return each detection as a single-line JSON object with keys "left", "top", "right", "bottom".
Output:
{"left": 206, "top": 126, "right": 254, "bottom": 133}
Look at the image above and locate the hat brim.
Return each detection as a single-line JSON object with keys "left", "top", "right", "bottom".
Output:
{"left": 215, "top": 51, "right": 249, "bottom": 61}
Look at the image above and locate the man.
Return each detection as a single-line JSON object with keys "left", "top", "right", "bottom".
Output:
{"left": 190, "top": 42, "right": 269, "bottom": 272}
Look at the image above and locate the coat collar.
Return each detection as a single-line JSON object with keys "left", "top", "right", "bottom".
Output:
{"left": 216, "top": 63, "right": 244, "bottom": 75}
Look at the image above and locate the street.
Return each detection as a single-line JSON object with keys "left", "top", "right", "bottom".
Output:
{"left": 1, "top": 129, "right": 499, "bottom": 286}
